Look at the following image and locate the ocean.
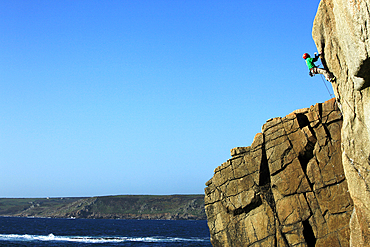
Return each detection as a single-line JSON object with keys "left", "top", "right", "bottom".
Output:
{"left": 0, "top": 217, "right": 212, "bottom": 246}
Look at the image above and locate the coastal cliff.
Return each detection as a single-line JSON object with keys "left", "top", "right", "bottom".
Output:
{"left": 205, "top": 99, "right": 353, "bottom": 246}
{"left": 312, "top": 0, "right": 370, "bottom": 245}
{"left": 205, "top": 0, "right": 370, "bottom": 246}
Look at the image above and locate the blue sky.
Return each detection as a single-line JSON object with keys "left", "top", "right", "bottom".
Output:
{"left": 0, "top": 0, "right": 328, "bottom": 198}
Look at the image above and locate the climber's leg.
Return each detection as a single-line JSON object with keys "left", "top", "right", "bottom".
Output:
{"left": 312, "top": 67, "right": 335, "bottom": 82}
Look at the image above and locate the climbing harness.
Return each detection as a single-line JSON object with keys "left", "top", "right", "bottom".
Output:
{"left": 306, "top": 53, "right": 370, "bottom": 132}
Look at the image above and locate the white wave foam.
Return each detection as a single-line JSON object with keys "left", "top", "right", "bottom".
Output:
{"left": 0, "top": 233, "right": 208, "bottom": 243}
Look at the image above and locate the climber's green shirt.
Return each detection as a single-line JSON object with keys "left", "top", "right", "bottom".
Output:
{"left": 305, "top": 57, "right": 318, "bottom": 70}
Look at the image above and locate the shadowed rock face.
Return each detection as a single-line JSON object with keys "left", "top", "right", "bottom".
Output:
{"left": 313, "top": 0, "right": 370, "bottom": 245}
{"left": 205, "top": 99, "right": 353, "bottom": 246}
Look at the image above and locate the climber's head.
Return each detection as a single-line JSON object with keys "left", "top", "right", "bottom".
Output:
{"left": 303, "top": 53, "right": 310, "bottom": 59}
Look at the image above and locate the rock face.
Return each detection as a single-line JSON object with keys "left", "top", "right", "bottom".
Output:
{"left": 205, "top": 99, "right": 353, "bottom": 246}
{"left": 312, "top": 0, "right": 370, "bottom": 245}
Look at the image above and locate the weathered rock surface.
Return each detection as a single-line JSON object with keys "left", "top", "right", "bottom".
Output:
{"left": 312, "top": 0, "right": 370, "bottom": 245}
{"left": 205, "top": 99, "right": 353, "bottom": 246}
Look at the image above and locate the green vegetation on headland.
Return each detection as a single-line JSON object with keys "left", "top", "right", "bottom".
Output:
{"left": 0, "top": 195, "right": 206, "bottom": 220}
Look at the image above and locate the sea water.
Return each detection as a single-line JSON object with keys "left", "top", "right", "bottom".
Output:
{"left": 0, "top": 217, "right": 212, "bottom": 246}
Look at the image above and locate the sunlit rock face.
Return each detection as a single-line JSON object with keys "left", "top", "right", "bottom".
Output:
{"left": 313, "top": 0, "right": 370, "bottom": 245}
{"left": 205, "top": 99, "right": 353, "bottom": 246}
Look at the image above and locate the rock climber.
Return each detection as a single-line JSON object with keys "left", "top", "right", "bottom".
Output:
{"left": 303, "top": 53, "right": 335, "bottom": 82}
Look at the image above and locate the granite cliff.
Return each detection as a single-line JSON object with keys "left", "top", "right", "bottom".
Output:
{"left": 313, "top": 0, "right": 370, "bottom": 245}
{"left": 205, "top": 0, "right": 370, "bottom": 246}
{"left": 205, "top": 99, "right": 353, "bottom": 246}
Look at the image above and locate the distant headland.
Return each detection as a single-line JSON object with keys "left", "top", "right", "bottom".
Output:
{"left": 0, "top": 194, "right": 206, "bottom": 220}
